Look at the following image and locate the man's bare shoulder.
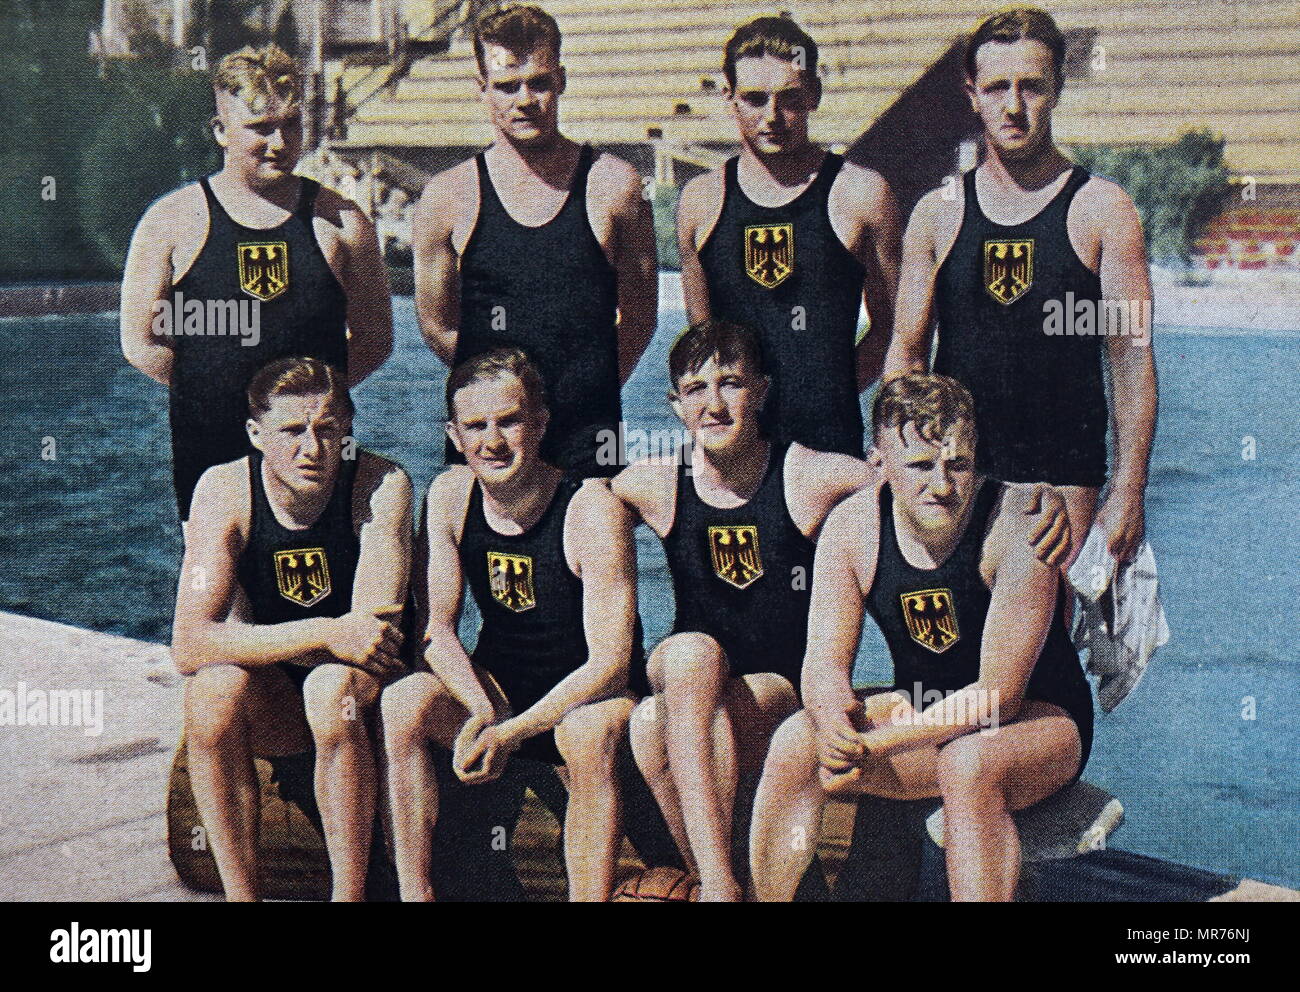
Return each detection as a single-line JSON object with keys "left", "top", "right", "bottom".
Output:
{"left": 1073, "top": 173, "right": 1141, "bottom": 230}
{"left": 187, "top": 458, "right": 251, "bottom": 540}
{"left": 611, "top": 457, "right": 675, "bottom": 508}
{"left": 790, "top": 444, "right": 875, "bottom": 495}
{"left": 134, "top": 183, "right": 205, "bottom": 244}
{"left": 311, "top": 182, "right": 371, "bottom": 230}
{"left": 909, "top": 184, "right": 961, "bottom": 237}
{"left": 833, "top": 161, "right": 894, "bottom": 212}
{"left": 418, "top": 158, "right": 478, "bottom": 217}
{"left": 589, "top": 150, "right": 643, "bottom": 204}
{"left": 821, "top": 486, "right": 879, "bottom": 551}
{"left": 678, "top": 167, "right": 725, "bottom": 223}
{"left": 569, "top": 477, "right": 632, "bottom": 533}
{"left": 425, "top": 464, "right": 476, "bottom": 530}
{"left": 980, "top": 485, "right": 1042, "bottom": 576}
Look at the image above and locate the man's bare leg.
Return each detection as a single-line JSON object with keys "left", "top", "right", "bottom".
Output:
{"left": 639, "top": 634, "right": 798, "bottom": 900}
{"left": 655, "top": 633, "right": 737, "bottom": 899}
{"left": 749, "top": 710, "right": 826, "bottom": 901}
{"left": 629, "top": 693, "right": 694, "bottom": 871}
{"left": 750, "top": 692, "right": 940, "bottom": 902}
{"left": 303, "top": 663, "right": 384, "bottom": 902}
{"left": 184, "top": 663, "right": 310, "bottom": 901}
{"left": 937, "top": 700, "right": 1082, "bottom": 901}
{"left": 555, "top": 696, "right": 638, "bottom": 901}
{"left": 380, "top": 671, "right": 465, "bottom": 901}
{"left": 1057, "top": 485, "right": 1100, "bottom": 625}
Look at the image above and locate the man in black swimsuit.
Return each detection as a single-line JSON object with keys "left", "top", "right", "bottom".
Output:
{"left": 751, "top": 372, "right": 1093, "bottom": 902}
{"left": 120, "top": 45, "right": 393, "bottom": 522}
{"left": 886, "top": 9, "right": 1156, "bottom": 567}
{"left": 412, "top": 4, "right": 656, "bottom": 476}
{"left": 381, "top": 347, "right": 645, "bottom": 901}
{"left": 171, "top": 357, "right": 412, "bottom": 901}
{"left": 677, "top": 15, "right": 901, "bottom": 458}
{"left": 611, "top": 322, "right": 1073, "bottom": 901}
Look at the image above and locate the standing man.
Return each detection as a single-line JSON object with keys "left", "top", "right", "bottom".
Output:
{"left": 412, "top": 3, "right": 657, "bottom": 477}
{"left": 121, "top": 44, "right": 393, "bottom": 523}
{"left": 609, "top": 321, "right": 1069, "bottom": 901}
{"left": 171, "top": 357, "right": 412, "bottom": 902}
{"left": 382, "top": 348, "right": 645, "bottom": 901}
{"left": 678, "top": 15, "right": 901, "bottom": 459}
{"left": 886, "top": 8, "right": 1156, "bottom": 565}
{"left": 751, "top": 373, "right": 1094, "bottom": 902}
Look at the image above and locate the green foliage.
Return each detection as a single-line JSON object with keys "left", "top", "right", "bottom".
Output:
{"left": 1071, "top": 130, "right": 1231, "bottom": 268}
{"left": 0, "top": 0, "right": 219, "bottom": 280}
{"left": 651, "top": 181, "right": 681, "bottom": 271}
{"left": 0, "top": 0, "right": 113, "bottom": 279}
{"left": 78, "top": 64, "right": 219, "bottom": 273}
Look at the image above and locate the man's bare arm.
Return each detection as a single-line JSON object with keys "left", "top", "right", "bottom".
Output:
{"left": 1097, "top": 185, "right": 1156, "bottom": 562}
{"left": 120, "top": 197, "right": 180, "bottom": 387}
{"left": 860, "top": 490, "right": 1058, "bottom": 756}
{"left": 171, "top": 466, "right": 335, "bottom": 675}
{"left": 801, "top": 494, "right": 874, "bottom": 768}
{"left": 842, "top": 167, "right": 902, "bottom": 391}
{"left": 883, "top": 190, "right": 944, "bottom": 380}
{"left": 788, "top": 446, "right": 877, "bottom": 541}
{"left": 496, "top": 484, "right": 638, "bottom": 743}
{"left": 676, "top": 170, "right": 721, "bottom": 326}
{"left": 421, "top": 471, "right": 495, "bottom": 722}
{"left": 609, "top": 458, "right": 677, "bottom": 538}
{"left": 412, "top": 171, "right": 464, "bottom": 366}
{"left": 604, "top": 158, "right": 658, "bottom": 385}
{"left": 328, "top": 191, "right": 394, "bottom": 387}
{"left": 350, "top": 456, "right": 412, "bottom": 614}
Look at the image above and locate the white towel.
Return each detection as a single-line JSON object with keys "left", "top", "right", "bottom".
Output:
{"left": 1067, "top": 525, "right": 1170, "bottom": 713}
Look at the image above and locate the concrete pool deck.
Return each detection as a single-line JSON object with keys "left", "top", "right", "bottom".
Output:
{"left": 0, "top": 610, "right": 1294, "bottom": 902}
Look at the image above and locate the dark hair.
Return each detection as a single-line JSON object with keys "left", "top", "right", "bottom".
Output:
{"left": 445, "top": 347, "right": 548, "bottom": 420}
{"left": 247, "top": 356, "right": 353, "bottom": 420}
{"left": 473, "top": 4, "right": 562, "bottom": 77}
{"left": 722, "top": 15, "right": 819, "bottom": 90}
{"left": 872, "top": 372, "right": 976, "bottom": 446}
{"left": 965, "top": 8, "right": 1067, "bottom": 93}
{"left": 668, "top": 319, "right": 765, "bottom": 388}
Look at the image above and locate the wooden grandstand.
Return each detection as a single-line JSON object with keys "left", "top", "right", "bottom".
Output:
{"left": 327, "top": 0, "right": 1300, "bottom": 188}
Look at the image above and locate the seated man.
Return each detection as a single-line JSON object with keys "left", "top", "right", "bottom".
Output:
{"left": 171, "top": 356, "right": 412, "bottom": 902}
{"left": 750, "top": 372, "right": 1095, "bottom": 902}
{"left": 381, "top": 347, "right": 644, "bottom": 902}
{"left": 610, "top": 322, "right": 1072, "bottom": 901}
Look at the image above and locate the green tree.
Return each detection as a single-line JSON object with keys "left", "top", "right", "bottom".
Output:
{"left": 79, "top": 64, "right": 219, "bottom": 273}
{"left": 1072, "top": 130, "right": 1231, "bottom": 269}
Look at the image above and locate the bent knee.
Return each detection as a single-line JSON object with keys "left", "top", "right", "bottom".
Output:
{"left": 936, "top": 735, "right": 1000, "bottom": 800}
{"left": 656, "top": 632, "right": 727, "bottom": 688}
{"left": 555, "top": 700, "right": 631, "bottom": 771}
{"left": 765, "top": 711, "right": 818, "bottom": 779}
{"left": 304, "top": 664, "right": 378, "bottom": 732}
{"left": 381, "top": 672, "right": 449, "bottom": 740}
{"left": 184, "top": 665, "right": 251, "bottom": 746}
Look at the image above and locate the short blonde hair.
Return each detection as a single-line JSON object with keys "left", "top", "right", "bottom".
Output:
{"left": 872, "top": 373, "right": 976, "bottom": 447}
{"left": 214, "top": 45, "right": 301, "bottom": 114}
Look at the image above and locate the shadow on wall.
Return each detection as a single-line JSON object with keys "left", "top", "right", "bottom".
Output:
{"left": 847, "top": 42, "right": 975, "bottom": 218}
